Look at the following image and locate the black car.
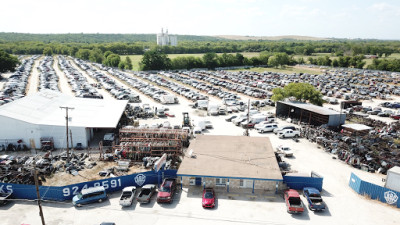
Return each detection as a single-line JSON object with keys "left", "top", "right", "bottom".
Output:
{"left": 225, "top": 115, "right": 237, "bottom": 122}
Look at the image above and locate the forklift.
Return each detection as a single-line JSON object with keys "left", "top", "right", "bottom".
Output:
{"left": 182, "top": 112, "right": 191, "bottom": 128}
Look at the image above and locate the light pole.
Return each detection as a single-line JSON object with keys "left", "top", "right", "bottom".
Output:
{"left": 60, "top": 106, "right": 74, "bottom": 163}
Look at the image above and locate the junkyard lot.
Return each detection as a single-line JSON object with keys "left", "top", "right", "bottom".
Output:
{"left": 2, "top": 56, "right": 400, "bottom": 224}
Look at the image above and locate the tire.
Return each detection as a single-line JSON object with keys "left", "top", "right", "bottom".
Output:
{"left": 98, "top": 199, "right": 103, "bottom": 203}
{"left": 295, "top": 134, "right": 299, "bottom": 138}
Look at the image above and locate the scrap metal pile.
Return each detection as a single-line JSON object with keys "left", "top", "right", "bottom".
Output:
{"left": 301, "top": 121, "right": 400, "bottom": 174}
{"left": 113, "top": 127, "right": 190, "bottom": 163}
{"left": 0, "top": 151, "right": 94, "bottom": 185}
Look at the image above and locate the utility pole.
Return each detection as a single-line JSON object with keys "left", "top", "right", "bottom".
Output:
{"left": 60, "top": 106, "right": 74, "bottom": 163}
{"left": 70, "top": 129, "right": 73, "bottom": 153}
{"left": 245, "top": 99, "right": 250, "bottom": 136}
{"left": 33, "top": 164, "right": 46, "bottom": 225}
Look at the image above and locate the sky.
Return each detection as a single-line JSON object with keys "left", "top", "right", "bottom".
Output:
{"left": 1, "top": 0, "right": 400, "bottom": 39}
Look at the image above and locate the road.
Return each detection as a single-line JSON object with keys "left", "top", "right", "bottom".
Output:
{"left": 53, "top": 56, "right": 74, "bottom": 96}
{"left": 25, "top": 57, "right": 42, "bottom": 96}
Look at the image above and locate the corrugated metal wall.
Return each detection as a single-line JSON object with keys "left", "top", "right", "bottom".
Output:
{"left": 283, "top": 174, "right": 323, "bottom": 191}
{"left": 0, "top": 169, "right": 177, "bottom": 201}
{"left": 349, "top": 173, "right": 400, "bottom": 208}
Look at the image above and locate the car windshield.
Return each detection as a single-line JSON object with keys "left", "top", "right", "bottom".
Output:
{"left": 160, "top": 186, "right": 170, "bottom": 192}
{"left": 204, "top": 192, "right": 214, "bottom": 199}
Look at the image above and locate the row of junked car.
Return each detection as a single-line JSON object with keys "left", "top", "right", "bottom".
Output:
{"left": 350, "top": 104, "right": 400, "bottom": 119}
{"left": 58, "top": 56, "right": 104, "bottom": 99}
{"left": 161, "top": 72, "right": 242, "bottom": 101}
{"left": 132, "top": 71, "right": 208, "bottom": 102}
{"left": 184, "top": 70, "right": 271, "bottom": 99}
{"left": 0, "top": 55, "right": 38, "bottom": 106}
{"left": 73, "top": 59, "right": 141, "bottom": 103}
{"left": 72, "top": 178, "right": 217, "bottom": 209}
{"left": 38, "top": 56, "right": 60, "bottom": 92}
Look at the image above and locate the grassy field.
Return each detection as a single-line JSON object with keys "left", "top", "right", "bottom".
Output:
{"left": 121, "top": 52, "right": 260, "bottom": 71}
{"left": 122, "top": 52, "right": 400, "bottom": 71}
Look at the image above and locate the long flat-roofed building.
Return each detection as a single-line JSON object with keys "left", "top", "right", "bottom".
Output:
{"left": 177, "top": 135, "right": 283, "bottom": 193}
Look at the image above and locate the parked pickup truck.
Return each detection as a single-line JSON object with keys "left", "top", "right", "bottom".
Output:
{"left": 0, "top": 191, "right": 12, "bottom": 205}
{"left": 303, "top": 187, "right": 326, "bottom": 211}
{"left": 119, "top": 186, "right": 136, "bottom": 207}
{"left": 278, "top": 129, "right": 300, "bottom": 138}
{"left": 284, "top": 189, "right": 304, "bottom": 214}
{"left": 136, "top": 184, "right": 156, "bottom": 204}
{"left": 157, "top": 178, "right": 176, "bottom": 203}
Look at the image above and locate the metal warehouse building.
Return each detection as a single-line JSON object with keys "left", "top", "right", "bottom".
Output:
{"left": 276, "top": 101, "right": 346, "bottom": 127}
{"left": 0, "top": 90, "right": 128, "bottom": 149}
{"left": 177, "top": 135, "right": 284, "bottom": 193}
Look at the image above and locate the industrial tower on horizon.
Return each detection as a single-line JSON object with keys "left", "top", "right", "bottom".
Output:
{"left": 157, "top": 28, "right": 177, "bottom": 46}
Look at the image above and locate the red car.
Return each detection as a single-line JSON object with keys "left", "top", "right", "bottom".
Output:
{"left": 157, "top": 178, "right": 176, "bottom": 203}
{"left": 391, "top": 114, "right": 400, "bottom": 120}
{"left": 202, "top": 188, "right": 216, "bottom": 208}
{"left": 284, "top": 189, "right": 304, "bottom": 214}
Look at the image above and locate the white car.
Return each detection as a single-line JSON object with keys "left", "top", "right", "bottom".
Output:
{"left": 256, "top": 123, "right": 278, "bottom": 133}
{"left": 119, "top": 186, "right": 137, "bottom": 207}
{"left": 276, "top": 146, "right": 294, "bottom": 157}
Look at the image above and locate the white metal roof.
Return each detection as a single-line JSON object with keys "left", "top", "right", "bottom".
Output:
{"left": 0, "top": 90, "right": 128, "bottom": 128}
{"left": 342, "top": 124, "right": 373, "bottom": 131}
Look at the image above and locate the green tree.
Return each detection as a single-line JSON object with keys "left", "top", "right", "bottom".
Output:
{"left": 124, "top": 56, "right": 132, "bottom": 70}
{"left": 139, "top": 50, "right": 171, "bottom": 70}
{"left": 89, "top": 48, "right": 104, "bottom": 63}
{"left": 103, "top": 50, "right": 113, "bottom": 59}
{"left": 271, "top": 83, "right": 324, "bottom": 106}
{"left": 202, "top": 52, "right": 218, "bottom": 69}
{"left": 43, "top": 47, "right": 53, "bottom": 56}
{"left": 332, "top": 59, "right": 339, "bottom": 67}
{"left": 268, "top": 56, "right": 278, "bottom": 68}
{"left": 118, "top": 60, "right": 126, "bottom": 69}
{"left": 75, "top": 49, "right": 91, "bottom": 60}
{"left": 0, "top": 50, "right": 19, "bottom": 79}
{"left": 104, "top": 54, "right": 121, "bottom": 67}
{"left": 275, "top": 52, "right": 289, "bottom": 67}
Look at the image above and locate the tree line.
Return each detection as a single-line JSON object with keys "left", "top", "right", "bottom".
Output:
{"left": 1, "top": 37, "right": 399, "bottom": 57}
{"left": 139, "top": 50, "right": 297, "bottom": 70}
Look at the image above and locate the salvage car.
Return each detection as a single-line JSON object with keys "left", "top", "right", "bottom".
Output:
{"left": 303, "top": 187, "right": 326, "bottom": 211}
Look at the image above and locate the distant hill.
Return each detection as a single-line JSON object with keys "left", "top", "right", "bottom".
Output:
{"left": 0, "top": 32, "right": 221, "bottom": 43}
{"left": 214, "top": 35, "right": 331, "bottom": 41}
